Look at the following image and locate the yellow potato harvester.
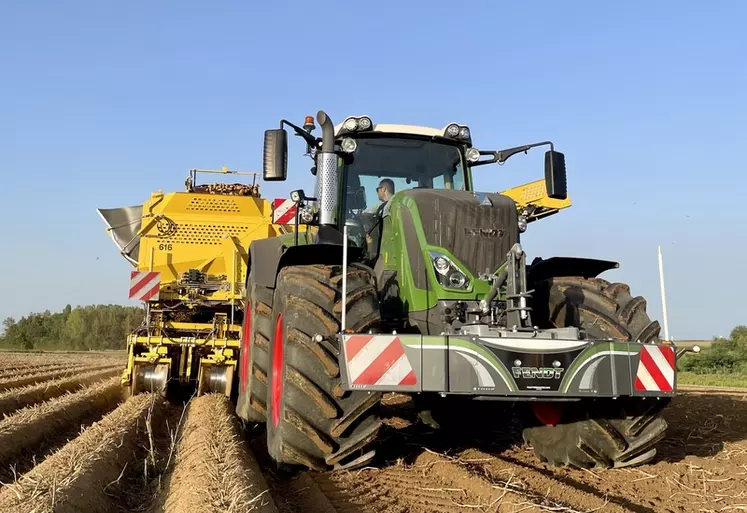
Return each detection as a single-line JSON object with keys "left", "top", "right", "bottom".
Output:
{"left": 98, "top": 168, "right": 290, "bottom": 398}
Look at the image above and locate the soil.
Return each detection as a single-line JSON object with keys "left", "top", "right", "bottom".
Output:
{"left": 256, "top": 391, "right": 747, "bottom": 513}
{"left": 0, "top": 351, "right": 743, "bottom": 513}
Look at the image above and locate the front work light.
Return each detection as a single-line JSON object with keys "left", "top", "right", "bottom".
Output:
{"left": 339, "top": 116, "right": 374, "bottom": 135}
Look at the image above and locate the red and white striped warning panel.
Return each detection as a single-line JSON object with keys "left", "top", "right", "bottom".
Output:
{"left": 634, "top": 345, "right": 675, "bottom": 392}
{"left": 129, "top": 271, "right": 161, "bottom": 302}
{"left": 344, "top": 335, "right": 417, "bottom": 387}
{"left": 272, "top": 199, "right": 297, "bottom": 224}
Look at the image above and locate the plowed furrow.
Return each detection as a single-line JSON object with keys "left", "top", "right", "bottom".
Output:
{"left": 154, "top": 394, "right": 277, "bottom": 513}
{"left": 0, "top": 376, "right": 122, "bottom": 479}
{"left": 0, "top": 366, "right": 120, "bottom": 418}
{"left": 0, "top": 363, "right": 116, "bottom": 391}
{"left": 0, "top": 362, "right": 88, "bottom": 379}
{"left": 0, "top": 393, "right": 161, "bottom": 513}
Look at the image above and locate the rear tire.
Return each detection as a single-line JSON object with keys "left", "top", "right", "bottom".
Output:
{"left": 237, "top": 282, "right": 273, "bottom": 423}
{"left": 523, "top": 276, "right": 669, "bottom": 468}
{"left": 266, "top": 264, "right": 383, "bottom": 471}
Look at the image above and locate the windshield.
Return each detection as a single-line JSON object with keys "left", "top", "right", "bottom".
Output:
{"left": 342, "top": 136, "right": 465, "bottom": 216}
{"left": 340, "top": 136, "right": 465, "bottom": 251}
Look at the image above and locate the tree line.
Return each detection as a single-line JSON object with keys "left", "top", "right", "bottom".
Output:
{"left": 1, "top": 305, "right": 144, "bottom": 350}
{"left": 678, "top": 326, "right": 747, "bottom": 375}
{"left": 2, "top": 304, "right": 745, "bottom": 373}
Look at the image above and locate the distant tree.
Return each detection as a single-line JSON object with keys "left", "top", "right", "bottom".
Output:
{"left": 0, "top": 305, "right": 143, "bottom": 350}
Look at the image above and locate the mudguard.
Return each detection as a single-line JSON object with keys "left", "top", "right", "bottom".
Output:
{"left": 248, "top": 228, "right": 364, "bottom": 289}
{"left": 527, "top": 256, "right": 619, "bottom": 284}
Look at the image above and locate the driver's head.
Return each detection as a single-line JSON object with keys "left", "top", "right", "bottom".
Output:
{"left": 377, "top": 179, "right": 394, "bottom": 202}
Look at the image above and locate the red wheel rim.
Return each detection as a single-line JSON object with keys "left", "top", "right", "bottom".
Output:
{"left": 531, "top": 402, "right": 564, "bottom": 426}
{"left": 240, "top": 302, "right": 251, "bottom": 392}
{"left": 271, "top": 313, "right": 284, "bottom": 428}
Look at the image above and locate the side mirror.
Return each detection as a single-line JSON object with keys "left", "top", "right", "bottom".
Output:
{"left": 544, "top": 150, "right": 567, "bottom": 200}
{"left": 263, "top": 129, "right": 288, "bottom": 181}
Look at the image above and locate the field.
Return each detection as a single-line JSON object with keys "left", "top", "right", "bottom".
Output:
{"left": 0, "top": 353, "right": 745, "bottom": 512}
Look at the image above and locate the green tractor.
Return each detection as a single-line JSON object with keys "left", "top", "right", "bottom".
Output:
{"left": 236, "top": 111, "right": 679, "bottom": 471}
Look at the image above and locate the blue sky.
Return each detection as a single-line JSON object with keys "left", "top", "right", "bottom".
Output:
{"left": 1, "top": 1, "right": 745, "bottom": 339}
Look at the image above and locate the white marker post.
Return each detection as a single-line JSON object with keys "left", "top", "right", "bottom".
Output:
{"left": 657, "top": 246, "right": 670, "bottom": 341}
{"left": 341, "top": 225, "right": 348, "bottom": 333}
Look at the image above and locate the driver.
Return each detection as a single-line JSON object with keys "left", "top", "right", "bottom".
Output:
{"left": 364, "top": 178, "right": 395, "bottom": 217}
{"left": 363, "top": 178, "right": 395, "bottom": 251}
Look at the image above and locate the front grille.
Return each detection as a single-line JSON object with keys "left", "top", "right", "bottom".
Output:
{"left": 403, "top": 190, "right": 518, "bottom": 276}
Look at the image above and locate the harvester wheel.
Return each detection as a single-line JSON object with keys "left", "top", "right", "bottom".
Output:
{"left": 237, "top": 283, "right": 273, "bottom": 422}
{"left": 266, "top": 264, "right": 382, "bottom": 471}
{"left": 130, "top": 363, "right": 169, "bottom": 398}
{"left": 523, "top": 276, "right": 669, "bottom": 468}
{"left": 198, "top": 364, "right": 234, "bottom": 396}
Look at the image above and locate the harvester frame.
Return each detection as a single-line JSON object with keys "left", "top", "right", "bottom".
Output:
{"left": 100, "top": 167, "right": 290, "bottom": 398}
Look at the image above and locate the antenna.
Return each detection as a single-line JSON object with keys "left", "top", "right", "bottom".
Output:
{"left": 657, "top": 246, "right": 670, "bottom": 341}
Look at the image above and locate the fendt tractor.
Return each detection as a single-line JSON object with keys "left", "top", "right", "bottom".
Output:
{"left": 98, "top": 168, "right": 297, "bottom": 397}
{"left": 237, "top": 111, "right": 686, "bottom": 472}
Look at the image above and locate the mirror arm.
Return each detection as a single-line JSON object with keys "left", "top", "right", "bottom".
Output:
{"left": 472, "top": 141, "right": 554, "bottom": 167}
{"left": 280, "top": 119, "right": 319, "bottom": 148}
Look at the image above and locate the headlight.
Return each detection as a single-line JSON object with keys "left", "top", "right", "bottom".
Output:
{"left": 465, "top": 147, "right": 480, "bottom": 163}
{"left": 299, "top": 206, "right": 314, "bottom": 223}
{"left": 428, "top": 251, "right": 470, "bottom": 290}
{"left": 433, "top": 256, "right": 450, "bottom": 273}
{"left": 448, "top": 272, "right": 467, "bottom": 288}
{"left": 343, "top": 118, "right": 358, "bottom": 131}
{"left": 358, "top": 117, "right": 372, "bottom": 130}
{"left": 517, "top": 215, "right": 528, "bottom": 233}
{"left": 341, "top": 137, "right": 357, "bottom": 153}
{"left": 446, "top": 124, "right": 460, "bottom": 137}
{"left": 459, "top": 127, "right": 470, "bottom": 139}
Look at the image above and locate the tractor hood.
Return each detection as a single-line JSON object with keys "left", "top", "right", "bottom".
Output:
{"left": 400, "top": 189, "right": 518, "bottom": 277}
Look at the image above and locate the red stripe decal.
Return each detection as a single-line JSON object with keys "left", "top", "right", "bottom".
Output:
{"left": 660, "top": 346, "right": 675, "bottom": 369}
{"left": 130, "top": 271, "right": 158, "bottom": 297}
{"left": 640, "top": 348, "right": 672, "bottom": 391}
{"left": 345, "top": 335, "right": 374, "bottom": 361}
{"left": 399, "top": 370, "right": 417, "bottom": 386}
{"left": 634, "top": 376, "right": 646, "bottom": 391}
{"left": 353, "top": 338, "right": 404, "bottom": 385}
{"left": 139, "top": 284, "right": 160, "bottom": 301}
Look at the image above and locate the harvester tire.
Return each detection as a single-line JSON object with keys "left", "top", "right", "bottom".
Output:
{"left": 237, "top": 282, "right": 274, "bottom": 423}
{"left": 523, "top": 276, "right": 669, "bottom": 468}
{"left": 266, "top": 264, "right": 382, "bottom": 471}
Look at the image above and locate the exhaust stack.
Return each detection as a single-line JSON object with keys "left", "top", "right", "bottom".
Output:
{"left": 315, "top": 110, "right": 338, "bottom": 226}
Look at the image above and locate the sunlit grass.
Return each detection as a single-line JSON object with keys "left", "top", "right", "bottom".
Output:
{"left": 678, "top": 371, "right": 747, "bottom": 388}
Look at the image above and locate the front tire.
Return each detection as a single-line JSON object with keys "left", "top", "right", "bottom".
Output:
{"left": 523, "top": 276, "right": 669, "bottom": 468}
{"left": 266, "top": 264, "right": 383, "bottom": 470}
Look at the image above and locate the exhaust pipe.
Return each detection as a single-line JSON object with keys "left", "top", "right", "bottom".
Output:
{"left": 315, "top": 110, "right": 338, "bottom": 226}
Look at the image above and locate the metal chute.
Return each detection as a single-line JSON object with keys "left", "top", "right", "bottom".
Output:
{"left": 97, "top": 206, "right": 143, "bottom": 266}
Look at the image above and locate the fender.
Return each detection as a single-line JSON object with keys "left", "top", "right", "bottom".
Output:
{"left": 248, "top": 227, "right": 364, "bottom": 289}
{"left": 527, "top": 256, "right": 619, "bottom": 285}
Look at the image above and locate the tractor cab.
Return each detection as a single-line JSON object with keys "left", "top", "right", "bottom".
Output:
{"left": 333, "top": 121, "right": 472, "bottom": 256}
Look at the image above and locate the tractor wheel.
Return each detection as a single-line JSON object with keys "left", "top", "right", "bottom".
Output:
{"left": 237, "top": 282, "right": 273, "bottom": 422}
{"left": 523, "top": 276, "right": 669, "bottom": 468}
{"left": 266, "top": 264, "right": 383, "bottom": 471}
